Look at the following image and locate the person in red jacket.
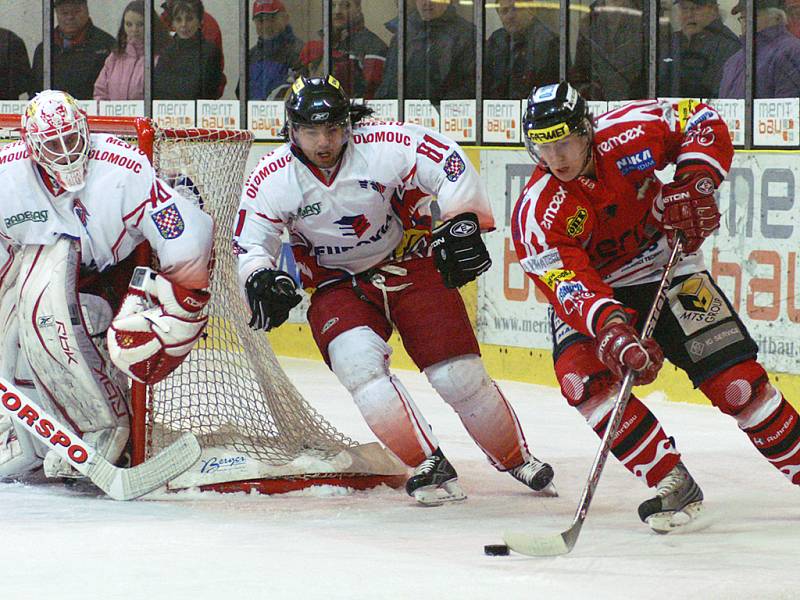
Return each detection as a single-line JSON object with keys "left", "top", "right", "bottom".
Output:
{"left": 512, "top": 81, "right": 800, "bottom": 533}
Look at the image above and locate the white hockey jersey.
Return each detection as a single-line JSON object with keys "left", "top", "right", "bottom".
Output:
{"left": 234, "top": 121, "right": 493, "bottom": 291}
{"left": 0, "top": 134, "right": 213, "bottom": 290}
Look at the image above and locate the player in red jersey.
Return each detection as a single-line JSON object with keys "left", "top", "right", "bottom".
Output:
{"left": 512, "top": 81, "right": 800, "bottom": 532}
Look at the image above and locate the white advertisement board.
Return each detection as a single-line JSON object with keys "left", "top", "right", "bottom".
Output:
{"left": 479, "top": 149, "right": 800, "bottom": 374}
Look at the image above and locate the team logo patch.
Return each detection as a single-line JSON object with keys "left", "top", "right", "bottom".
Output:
{"left": 335, "top": 214, "right": 371, "bottom": 237}
{"left": 566, "top": 207, "right": 588, "bottom": 237}
{"left": 443, "top": 151, "right": 466, "bottom": 182}
{"left": 695, "top": 177, "right": 715, "bottom": 195}
{"left": 151, "top": 204, "right": 185, "bottom": 239}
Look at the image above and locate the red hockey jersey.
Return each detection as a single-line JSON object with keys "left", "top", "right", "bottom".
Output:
{"left": 511, "top": 99, "right": 734, "bottom": 338}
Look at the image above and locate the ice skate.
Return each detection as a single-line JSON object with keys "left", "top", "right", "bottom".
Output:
{"left": 405, "top": 448, "right": 466, "bottom": 506}
{"left": 509, "top": 458, "right": 557, "bottom": 496}
{"left": 638, "top": 461, "right": 703, "bottom": 533}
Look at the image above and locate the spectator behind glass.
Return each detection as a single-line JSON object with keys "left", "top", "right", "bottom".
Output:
{"left": 658, "top": 0, "right": 740, "bottom": 98}
{"left": 788, "top": 0, "right": 800, "bottom": 36}
{"left": 570, "top": 0, "right": 671, "bottom": 100}
{"left": 243, "top": 0, "right": 302, "bottom": 101}
{"left": 161, "top": 0, "right": 225, "bottom": 97}
{"left": 329, "top": 0, "right": 388, "bottom": 99}
{"left": 0, "top": 27, "right": 32, "bottom": 100}
{"left": 376, "top": 0, "right": 476, "bottom": 103}
{"left": 31, "top": 0, "right": 115, "bottom": 99}
{"left": 719, "top": 0, "right": 800, "bottom": 97}
{"left": 484, "top": 0, "right": 559, "bottom": 100}
{"left": 153, "top": 0, "right": 223, "bottom": 100}
{"left": 94, "top": 1, "right": 172, "bottom": 100}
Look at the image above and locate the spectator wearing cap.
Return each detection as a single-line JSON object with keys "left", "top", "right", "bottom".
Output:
{"left": 484, "top": 0, "right": 559, "bottom": 100}
{"left": 31, "top": 0, "right": 115, "bottom": 99}
{"left": 153, "top": 0, "right": 223, "bottom": 100}
{"left": 376, "top": 0, "right": 476, "bottom": 103}
{"left": 161, "top": 0, "right": 225, "bottom": 97}
{"left": 242, "top": 0, "right": 303, "bottom": 101}
{"left": 0, "top": 27, "right": 32, "bottom": 100}
{"left": 719, "top": 0, "right": 800, "bottom": 97}
{"left": 658, "top": 0, "right": 740, "bottom": 97}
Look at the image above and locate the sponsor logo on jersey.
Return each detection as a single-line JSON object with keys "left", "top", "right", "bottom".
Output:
{"left": 597, "top": 125, "right": 645, "bottom": 155}
{"left": 335, "top": 214, "right": 371, "bottom": 237}
{"left": 541, "top": 185, "right": 567, "bottom": 229}
{"left": 520, "top": 248, "right": 563, "bottom": 275}
{"left": 73, "top": 198, "right": 90, "bottom": 227}
{"left": 315, "top": 215, "right": 392, "bottom": 255}
{"left": 616, "top": 149, "right": 655, "bottom": 175}
{"left": 555, "top": 280, "right": 595, "bottom": 316}
{"left": 359, "top": 180, "right": 387, "bottom": 196}
{"left": 4, "top": 209, "right": 48, "bottom": 228}
{"left": 87, "top": 149, "right": 142, "bottom": 173}
{"left": 528, "top": 122, "right": 571, "bottom": 144}
{"left": 151, "top": 204, "right": 185, "bottom": 239}
{"left": 298, "top": 202, "right": 322, "bottom": 219}
{"left": 443, "top": 151, "right": 466, "bottom": 182}
{"left": 669, "top": 275, "right": 733, "bottom": 336}
{"left": 566, "top": 206, "right": 588, "bottom": 237}
{"left": 685, "top": 323, "right": 744, "bottom": 363}
{"left": 540, "top": 269, "right": 575, "bottom": 290}
{"left": 352, "top": 131, "right": 412, "bottom": 146}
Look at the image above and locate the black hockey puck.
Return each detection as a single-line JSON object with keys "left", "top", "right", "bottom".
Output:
{"left": 484, "top": 544, "right": 510, "bottom": 556}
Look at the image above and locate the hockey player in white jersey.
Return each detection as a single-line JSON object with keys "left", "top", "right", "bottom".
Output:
{"left": 0, "top": 90, "right": 212, "bottom": 483}
{"left": 234, "top": 75, "right": 554, "bottom": 505}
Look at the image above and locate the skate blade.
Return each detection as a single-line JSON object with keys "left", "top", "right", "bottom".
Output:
{"left": 646, "top": 501, "right": 704, "bottom": 534}
{"left": 412, "top": 480, "right": 467, "bottom": 506}
{"left": 532, "top": 481, "right": 559, "bottom": 497}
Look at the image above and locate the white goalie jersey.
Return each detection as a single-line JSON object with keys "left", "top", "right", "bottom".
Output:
{"left": 0, "top": 133, "right": 212, "bottom": 291}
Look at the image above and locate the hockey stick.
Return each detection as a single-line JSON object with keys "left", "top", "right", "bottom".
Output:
{"left": 503, "top": 238, "right": 684, "bottom": 556}
{"left": 0, "top": 376, "right": 201, "bottom": 500}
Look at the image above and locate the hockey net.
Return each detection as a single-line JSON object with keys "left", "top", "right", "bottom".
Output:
{"left": 0, "top": 115, "right": 405, "bottom": 493}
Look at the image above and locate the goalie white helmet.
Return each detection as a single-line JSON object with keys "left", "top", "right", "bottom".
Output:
{"left": 22, "top": 90, "right": 90, "bottom": 192}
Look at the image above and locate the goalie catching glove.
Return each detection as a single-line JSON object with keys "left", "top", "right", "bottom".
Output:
{"left": 245, "top": 268, "right": 302, "bottom": 331}
{"left": 660, "top": 169, "right": 720, "bottom": 254}
{"left": 107, "top": 267, "right": 209, "bottom": 384}
{"left": 431, "top": 212, "right": 492, "bottom": 289}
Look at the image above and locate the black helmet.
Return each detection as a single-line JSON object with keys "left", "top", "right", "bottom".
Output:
{"left": 285, "top": 75, "right": 350, "bottom": 127}
{"left": 522, "top": 82, "right": 590, "bottom": 161}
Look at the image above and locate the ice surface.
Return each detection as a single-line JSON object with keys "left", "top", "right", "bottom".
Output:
{"left": 2, "top": 358, "right": 798, "bottom": 599}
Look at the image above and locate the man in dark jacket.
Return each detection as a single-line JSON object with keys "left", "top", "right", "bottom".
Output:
{"left": 484, "top": 0, "right": 559, "bottom": 99}
{"left": 31, "top": 0, "right": 115, "bottom": 99}
{"left": 376, "top": 0, "right": 476, "bottom": 102}
{"left": 0, "top": 27, "right": 32, "bottom": 100}
{"left": 658, "top": 0, "right": 740, "bottom": 98}
{"left": 243, "top": 0, "right": 302, "bottom": 101}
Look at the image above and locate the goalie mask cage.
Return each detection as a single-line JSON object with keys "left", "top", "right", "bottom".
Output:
{"left": 0, "top": 114, "right": 405, "bottom": 494}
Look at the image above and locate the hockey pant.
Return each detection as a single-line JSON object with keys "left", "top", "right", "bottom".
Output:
{"left": 328, "top": 326, "right": 531, "bottom": 469}
{"left": 555, "top": 341, "right": 680, "bottom": 487}
{"left": 0, "top": 238, "right": 130, "bottom": 479}
{"left": 700, "top": 360, "right": 800, "bottom": 484}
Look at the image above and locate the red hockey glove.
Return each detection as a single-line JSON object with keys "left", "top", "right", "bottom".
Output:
{"left": 596, "top": 321, "right": 664, "bottom": 385}
{"left": 660, "top": 169, "right": 720, "bottom": 254}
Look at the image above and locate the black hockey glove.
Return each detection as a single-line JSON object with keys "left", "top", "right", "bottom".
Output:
{"left": 430, "top": 212, "right": 491, "bottom": 289}
{"left": 245, "top": 268, "right": 302, "bottom": 331}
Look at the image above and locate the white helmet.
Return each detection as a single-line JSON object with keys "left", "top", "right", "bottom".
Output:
{"left": 22, "top": 90, "right": 90, "bottom": 192}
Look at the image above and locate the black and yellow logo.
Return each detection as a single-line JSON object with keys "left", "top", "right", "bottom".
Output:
{"left": 528, "top": 122, "right": 571, "bottom": 144}
{"left": 677, "top": 276, "right": 713, "bottom": 312}
{"left": 566, "top": 207, "right": 588, "bottom": 237}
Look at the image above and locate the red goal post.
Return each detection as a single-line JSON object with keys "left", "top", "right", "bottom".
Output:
{"left": 0, "top": 114, "right": 406, "bottom": 494}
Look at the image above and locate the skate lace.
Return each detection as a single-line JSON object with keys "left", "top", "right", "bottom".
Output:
{"left": 656, "top": 466, "right": 686, "bottom": 497}
{"left": 511, "top": 460, "right": 543, "bottom": 484}
{"left": 414, "top": 455, "right": 439, "bottom": 475}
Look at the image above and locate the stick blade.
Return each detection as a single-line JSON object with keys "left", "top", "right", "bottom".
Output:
{"left": 502, "top": 523, "right": 580, "bottom": 557}
{"left": 91, "top": 432, "right": 201, "bottom": 501}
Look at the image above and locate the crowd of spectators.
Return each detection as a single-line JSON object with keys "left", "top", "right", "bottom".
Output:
{"left": 2, "top": 0, "right": 800, "bottom": 105}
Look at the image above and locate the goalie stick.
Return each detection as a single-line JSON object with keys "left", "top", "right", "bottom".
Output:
{"left": 502, "top": 238, "right": 684, "bottom": 557}
{"left": 0, "top": 376, "right": 201, "bottom": 500}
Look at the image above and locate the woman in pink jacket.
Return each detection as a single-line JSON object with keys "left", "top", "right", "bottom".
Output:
{"left": 94, "top": 0, "right": 171, "bottom": 100}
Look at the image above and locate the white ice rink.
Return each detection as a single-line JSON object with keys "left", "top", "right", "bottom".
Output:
{"left": 2, "top": 357, "right": 798, "bottom": 600}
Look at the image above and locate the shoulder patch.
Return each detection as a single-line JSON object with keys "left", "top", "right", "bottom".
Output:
{"left": 151, "top": 204, "right": 185, "bottom": 239}
{"left": 443, "top": 151, "right": 466, "bottom": 182}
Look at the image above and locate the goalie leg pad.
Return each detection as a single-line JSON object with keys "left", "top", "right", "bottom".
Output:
{"left": 16, "top": 239, "right": 130, "bottom": 468}
{"left": 555, "top": 340, "right": 680, "bottom": 486}
{"left": 701, "top": 360, "right": 800, "bottom": 484}
{"left": 329, "top": 326, "right": 436, "bottom": 467}
{"left": 424, "top": 354, "right": 531, "bottom": 470}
